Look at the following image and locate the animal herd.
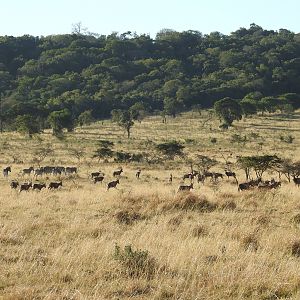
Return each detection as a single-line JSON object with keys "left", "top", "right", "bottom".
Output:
{"left": 2, "top": 164, "right": 300, "bottom": 194}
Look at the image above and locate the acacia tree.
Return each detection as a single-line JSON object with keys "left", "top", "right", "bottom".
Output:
{"left": 111, "top": 109, "right": 134, "bottom": 138}
{"left": 48, "top": 109, "right": 73, "bottom": 136}
{"left": 214, "top": 97, "right": 242, "bottom": 127}
{"left": 156, "top": 141, "right": 184, "bottom": 160}
{"left": 237, "top": 155, "right": 282, "bottom": 180}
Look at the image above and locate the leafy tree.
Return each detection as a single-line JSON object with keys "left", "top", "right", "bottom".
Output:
{"left": 77, "top": 110, "right": 94, "bottom": 126}
{"left": 92, "top": 140, "right": 114, "bottom": 162}
{"left": 111, "top": 109, "right": 134, "bottom": 138}
{"left": 237, "top": 155, "right": 282, "bottom": 180}
{"left": 214, "top": 97, "right": 242, "bottom": 126}
{"left": 156, "top": 140, "right": 184, "bottom": 159}
{"left": 15, "top": 115, "right": 40, "bottom": 137}
{"left": 47, "top": 109, "right": 73, "bottom": 136}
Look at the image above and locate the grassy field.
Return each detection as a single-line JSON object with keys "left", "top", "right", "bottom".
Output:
{"left": 0, "top": 111, "right": 300, "bottom": 299}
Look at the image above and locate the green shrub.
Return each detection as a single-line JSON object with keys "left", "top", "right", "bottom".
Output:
{"left": 113, "top": 244, "right": 156, "bottom": 279}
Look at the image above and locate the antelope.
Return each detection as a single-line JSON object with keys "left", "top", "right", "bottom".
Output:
{"left": 178, "top": 183, "right": 193, "bottom": 192}
{"left": 10, "top": 180, "right": 19, "bottom": 189}
{"left": 33, "top": 183, "right": 46, "bottom": 190}
{"left": 48, "top": 181, "right": 62, "bottom": 189}
{"left": 93, "top": 176, "right": 104, "bottom": 184}
{"left": 19, "top": 182, "right": 32, "bottom": 192}
{"left": 113, "top": 168, "right": 123, "bottom": 177}
{"left": 3, "top": 166, "right": 11, "bottom": 177}
{"left": 107, "top": 179, "right": 119, "bottom": 190}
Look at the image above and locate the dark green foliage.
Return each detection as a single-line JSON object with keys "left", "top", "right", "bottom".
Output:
{"left": 77, "top": 110, "right": 94, "bottom": 126}
{"left": 15, "top": 114, "right": 40, "bottom": 137}
{"left": 237, "top": 155, "right": 282, "bottom": 179}
{"left": 111, "top": 109, "right": 134, "bottom": 138}
{"left": 1, "top": 25, "right": 300, "bottom": 130}
{"left": 47, "top": 109, "right": 73, "bottom": 136}
{"left": 93, "top": 140, "right": 114, "bottom": 162}
{"left": 156, "top": 141, "right": 184, "bottom": 159}
{"left": 214, "top": 97, "right": 242, "bottom": 126}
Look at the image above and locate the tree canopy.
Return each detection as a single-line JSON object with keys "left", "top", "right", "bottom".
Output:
{"left": 0, "top": 25, "right": 300, "bottom": 131}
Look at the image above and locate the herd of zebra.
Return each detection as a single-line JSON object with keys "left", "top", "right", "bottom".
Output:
{"left": 2, "top": 164, "right": 300, "bottom": 193}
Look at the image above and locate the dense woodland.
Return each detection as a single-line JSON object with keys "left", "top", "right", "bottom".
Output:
{"left": 1, "top": 23, "right": 300, "bottom": 134}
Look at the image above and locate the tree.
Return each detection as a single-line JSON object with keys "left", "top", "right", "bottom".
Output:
{"left": 111, "top": 109, "right": 134, "bottom": 138}
{"left": 15, "top": 115, "right": 40, "bottom": 137}
{"left": 237, "top": 155, "right": 282, "bottom": 180}
{"left": 47, "top": 109, "right": 73, "bottom": 136}
{"left": 214, "top": 97, "right": 242, "bottom": 127}
{"left": 156, "top": 141, "right": 184, "bottom": 160}
{"left": 92, "top": 140, "right": 114, "bottom": 162}
{"left": 77, "top": 110, "right": 94, "bottom": 127}
{"left": 32, "top": 145, "right": 54, "bottom": 166}
{"left": 163, "top": 97, "right": 184, "bottom": 118}
{"left": 195, "top": 155, "right": 217, "bottom": 173}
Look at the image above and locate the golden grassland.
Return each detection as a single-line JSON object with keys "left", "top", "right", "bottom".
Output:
{"left": 1, "top": 111, "right": 300, "bottom": 299}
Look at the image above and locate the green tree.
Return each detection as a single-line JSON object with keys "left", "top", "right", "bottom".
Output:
{"left": 48, "top": 109, "right": 73, "bottom": 136}
{"left": 77, "top": 110, "right": 94, "bottom": 126}
{"left": 214, "top": 97, "right": 242, "bottom": 126}
{"left": 15, "top": 115, "right": 40, "bottom": 137}
{"left": 156, "top": 140, "right": 184, "bottom": 159}
{"left": 111, "top": 109, "right": 134, "bottom": 138}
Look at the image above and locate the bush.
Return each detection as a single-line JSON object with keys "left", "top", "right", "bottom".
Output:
{"left": 113, "top": 244, "right": 156, "bottom": 279}
{"left": 170, "top": 194, "right": 217, "bottom": 212}
{"left": 220, "top": 200, "right": 237, "bottom": 210}
{"left": 210, "top": 137, "right": 217, "bottom": 144}
{"left": 291, "top": 240, "right": 300, "bottom": 257}
{"left": 115, "top": 210, "right": 143, "bottom": 225}
{"left": 242, "top": 234, "right": 259, "bottom": 251}
{"left": 191, "top": 225, "right": 208, "bottom": 238}
{"left": 279, "top": 135, "right": 295, "bottom": 144}
{"left": 291, "top": 213, "right": 300, "bottom": 224}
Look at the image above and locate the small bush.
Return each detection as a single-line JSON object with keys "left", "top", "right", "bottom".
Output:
{"left": 115, "top": 210, "right": 143, "bottom": 225}
{"left": 191, "top": 225, "right": 208, "bottom": 238}
{"left": 242, "top": 234, "right": 259, "bottom": 251}
{"left": 171, "top": 194, "right": 217, "bottom": 212}
{"left": 210, "top": 137, "right": 217, "bottom": 144}
{"left": 280, "top": 135, "right": 295, "bottom": 144}
{"left": 220, "top": 200, "right": 237, "bottom": 211}
{"left": 113, "top": 244, "right": 156, "bottom": 279}
{"left": 291, "top": 240, "right": 300, "bottom": 257}
{"left": 291, "top": 213, "right": 300, "bottom": 224}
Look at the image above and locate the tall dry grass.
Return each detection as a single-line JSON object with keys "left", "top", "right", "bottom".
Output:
{"left": 0, "top": 111, "right": 300, "bottom": 299}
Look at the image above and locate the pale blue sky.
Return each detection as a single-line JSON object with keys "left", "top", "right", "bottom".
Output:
{"left": 0, "top": 0, "right": 299, "bottom": 37}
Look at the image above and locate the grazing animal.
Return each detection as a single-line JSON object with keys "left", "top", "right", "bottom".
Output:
{"left": 3, "top": 166, "right": 11, "bottom": 177}
{"left": 203, "top": 171, "right": 214, "bottom": 179}
{"left": 93, "top": 176, "right": 104, "bottom": 184}
{"left": 22, "top": 167, "right": 34, "bottom": 176}
{"left": 107, "top": 179, "right": 119, "bottom": 190}
{"left": 213, "top": 173, "right": 223, "bottom": 180}
{"left": 197, "top": 173, "right": 205, "bottom": 184}
{"left": 19, "top": 182, "right": 32, "bottom": 192}
{"left": 10, "top": 180, "right": 19, "bottom": 189}
{"left": 113, "top": 168, "right": 123, "bottom": 177}
{"left": 238, "top": 182, "right": 251, "bottom": 191}
{"left": 48, "top": 181, "right": 62, "bottom": 189}
{"left": 225, "top": 171, "right": 236, "bottom": 179}
{"left": 136, "top": 169, "right": 141, "bottom": 179}
{"left": 178, "top": 183, "right": 193, "bottom": 192}
{"left": 34, "top": 168, "right": 44, "bottom": 177}
{"left": 91, "top": 171, "right": 102, "bottom": 178}
{"left": 66, "top": 167, "right": 77, "bottom": 174}
{"left": 293, "top": 177, "right": 300, "bottom": 187}
{"left": 33, "top": 183, "right": 46, "bottom": 190}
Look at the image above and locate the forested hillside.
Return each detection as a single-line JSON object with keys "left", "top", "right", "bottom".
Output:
{"left": 1, "top": 23, "right": 300, "bottom": 133}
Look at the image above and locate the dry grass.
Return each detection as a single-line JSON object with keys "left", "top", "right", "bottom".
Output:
{"left": 0, "top": 111, "right": 300, "bottom": 299}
